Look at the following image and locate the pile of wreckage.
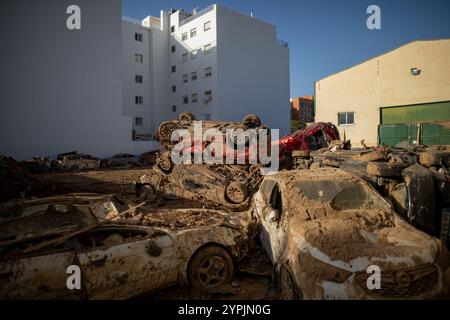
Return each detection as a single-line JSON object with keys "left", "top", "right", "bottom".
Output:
{"left": 0, "top": 113, "right": 449, "bottom": 300}
{"left": 20, "top": 151, "right": 156, "bottom": 174}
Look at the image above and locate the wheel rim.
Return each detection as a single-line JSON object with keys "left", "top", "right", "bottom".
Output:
{"left": 158, "top": 122, "right": 177, "bottom": 142}
{"left": 197, "top": 256, "right": 229, "bottom": 288}
{"left": 226, "top": 183, "right": 247, "bottom": 203}
{"left": 157, "top": 153, "right": 172, "bottom": 172}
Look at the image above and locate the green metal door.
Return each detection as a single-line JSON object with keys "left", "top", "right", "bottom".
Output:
{"left": 379, "top": 101, "right": 450, "bottom": 146}
{"left": 381, "top": 101, "right": 450, "bottom": 124}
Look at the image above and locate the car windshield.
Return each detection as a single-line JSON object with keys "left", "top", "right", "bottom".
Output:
{"left": 294, "top": 179, "right": 389, "bottom": 211}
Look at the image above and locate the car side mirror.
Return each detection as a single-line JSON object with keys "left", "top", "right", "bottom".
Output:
{"left": 268, "top": 209, "right": 280, "bottom": 222}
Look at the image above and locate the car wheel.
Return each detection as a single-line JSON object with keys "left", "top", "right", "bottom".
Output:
{"left": 225, "top": 181, "right": 248, "bottom": 204}
{"left": 137, "top": 184, "right": 157, "bottom": 203}
{"left": 157, "top": 121, "right": 178, "bottom": 148}
{"left": 367, "top": 162, "right": 409, "bottom": 177}
{"left": 178, "top": 111, "right": 195, "bottom": 124}
{"left": 278, "top": 265, "right": 302, "bottom": 300}
{"left": 242, "top": 114, "right": 261, "bottom": 128}
{"left": 188, "top": 245, "right": 234, "bottom": 290}
{"left": 156, "top": 152, "right": 174, "bottom": 174}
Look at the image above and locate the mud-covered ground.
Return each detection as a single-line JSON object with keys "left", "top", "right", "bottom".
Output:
{"left": 30, "top": 168, "right": 278, "bottom": 300}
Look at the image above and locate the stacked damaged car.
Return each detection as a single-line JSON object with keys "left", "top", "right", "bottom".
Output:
{"left": 1, "top": 113, "right": 450, "bottom": 300}
{"left": 136, "top": 112, "right": 268, "bottom": 210}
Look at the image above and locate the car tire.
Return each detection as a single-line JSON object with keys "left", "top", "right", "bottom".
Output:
{"left": 367, "top": 162, "right": 409, "bottom": 177}
{"left": 156, "top": 152, "right": 174, "bottom": 174}
{"left": 178, "top": 111, "right": 195, "bottom": 124}
{"left": 137, "top": 184, "right": 157, "bottom": 203}
{"left": 225, "top": 181, "right": 248, "bottom": 204}
{"left": 242, "top": 114, "right": 261, "bottom": 128}
{"left": 157, "top": 121, "right": 178, "bottom": 148}
{"left": 353, "top": 150, "right": 385, "bottom": 162}
{"left": 188, "top": 245, "right": 234, "bottom": 290}
{"left": 278, "top": 265, "right": 302, "bottom": 300}
{"left": 419, "top": 150, "right": 449, "bottom": 167}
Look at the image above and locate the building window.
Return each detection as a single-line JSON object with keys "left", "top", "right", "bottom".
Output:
{"left": 135, "top": 117, "right": 143, "bottom": 126}
{"left": 205, "top": 67, "right": 212, "bottom": 78}
{"left": 182, "top": 32, "right": 188, "bottom": 41}
{"left": 191, "top": 49, "right": 199, "bottom": 59}
{"left": 191, "top": 71, "right": 197, "bottom": 81}
{"left": 190, "top": 28, "right": 197, "bottom": 38}
{"left": 338, "top": 112, "right": 354, "bottom": 125}
{"left": 135, "top": 33, "right": 143, "bottom": 42}
{"left": 135, "top": 96, "right": 143, "bottom": 104}
{"left": 191, "top": 93, "right": 198, "bottom": 103}
{"left": 183, "top": 95, "right": 189, "bottom": 104}
{"left": 182, "top": 53, "right": 188, "bottom": 62}
{"left": 171, "top": 45, "right": 176, "bottom": 53}
{"left": 135, "top": 75, "right": 143, "bottom": 83}
{"left": 182, "top": 74, "right": 188, "bottom": 83}
{"left": 172, "top": 105, "right": 177, "bottom": 112}
{"left": 204, "top": 43, "right": 212, "bottom": 53}
{"left": 204, "top": 90, "right": 212, "bottom": 103}
{"left": 170, "top": 25, "right": 175, "bottom": 33}
{"left": 134, "top": 54, "right": 143, "bottom": 63}
{"left": 172, "top": 85, "right": 176, "bottom": 93}
{"left": 171, "top": 65, "right": 176, "bottom": 73}
{"left": 204, "top": 21, "right": 211, "bottom": 31}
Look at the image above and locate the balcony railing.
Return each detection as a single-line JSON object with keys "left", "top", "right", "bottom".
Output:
{"left": 179, "top": 5, "right": 214, "bottom": 26}
{"left": 277, "top": 39, "right": 288, "bottom": 48}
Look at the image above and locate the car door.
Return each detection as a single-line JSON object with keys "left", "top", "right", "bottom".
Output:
{"left": 258, "top": 179, "right": 286, "bottom": 263}
{"left": 74, "top": 226, "right": 177, "bottom": 299}
{"left": 0, "top": 236, "right": 81, "bottom": 299}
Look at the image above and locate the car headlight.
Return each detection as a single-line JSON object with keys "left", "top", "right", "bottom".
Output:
{"left": 299, "top": 253, "right": 352, "bottom": 283}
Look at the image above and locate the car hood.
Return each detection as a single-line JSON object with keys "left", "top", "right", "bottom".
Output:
{"left": 290, "top": 209, "right": 439, "bottom": 272}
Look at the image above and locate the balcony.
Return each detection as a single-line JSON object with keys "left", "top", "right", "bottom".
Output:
{"left": 277, "top": 39, "right": 288, "bottom": 48}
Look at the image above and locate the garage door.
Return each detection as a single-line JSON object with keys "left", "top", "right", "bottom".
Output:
{"left": 379, "top": 101, "right": 450, "bottom": 146}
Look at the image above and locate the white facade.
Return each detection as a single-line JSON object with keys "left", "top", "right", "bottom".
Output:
{"left": 122, "top": 4, "right": 291, "bottom": 136}
{"left": 0, "top": 0, "right": 156, "bottom": 160}
{"left": 0, "top": 2, "right": 290, "bottom": 160}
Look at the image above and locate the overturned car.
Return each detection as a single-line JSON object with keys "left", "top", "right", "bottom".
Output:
{"left": 0, "top": 194, "right": 252, "bottom": 299}
{"left": 136, "top": 164, "right": 263, "bottom": 211}
{"left": 252, "top": 169, "right": 450, "bottom": 299}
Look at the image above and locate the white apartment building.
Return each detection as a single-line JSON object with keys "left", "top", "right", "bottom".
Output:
{"left": 0, "top": 1, "right": 290, "bottom": 160}
{"left": 122, "top": 4, "right": 291, "bottom": 138}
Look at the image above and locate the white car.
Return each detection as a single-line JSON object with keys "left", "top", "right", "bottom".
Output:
{"left": 252, "top": 169, "right": 450, "bottom": 299}
{"left": 0, "top": 195, "right": 251, "bottom": 299}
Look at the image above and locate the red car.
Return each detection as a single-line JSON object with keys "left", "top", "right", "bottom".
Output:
{"left": 276, "top": 122, "right": 340, "bottom": 164}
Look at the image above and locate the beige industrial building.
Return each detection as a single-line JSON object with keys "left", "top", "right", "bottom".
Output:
{"left": 315, "top": 39, "right": 450, "bottom": 147}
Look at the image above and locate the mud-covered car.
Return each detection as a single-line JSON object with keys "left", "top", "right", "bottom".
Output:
{"left": 0, "top": 195, "right": 252, "bottom": 299}
{"left": 103, "top": 153, "right": 141, "bottom": 168}
{"left": 310, "top": 145, "right": 450, "bottom": 243}
{"left": 56, "top": 151, "right": 101, "bottom": 172}
{"left": 136, "top": 164, "right": 263, "bottom": 211}
{"left": 252, "top": 169, "right": 450, "bottom": 299}
{"left": 276, "top": 122, "right": 340, "bottom": 167}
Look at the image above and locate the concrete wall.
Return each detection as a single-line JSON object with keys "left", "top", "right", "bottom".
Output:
{"left": 315, "top": 39, "right": 450, "bottom": 146}
{"left": 216, "top": 5, "right": 291, "bottom": 135}
{"left": 0, "top": 0, "right": 154, "bottom": 159}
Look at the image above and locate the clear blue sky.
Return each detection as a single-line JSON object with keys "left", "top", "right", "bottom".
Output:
{"left": 122, "top": 0, "right": 450, "bottom": 97}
